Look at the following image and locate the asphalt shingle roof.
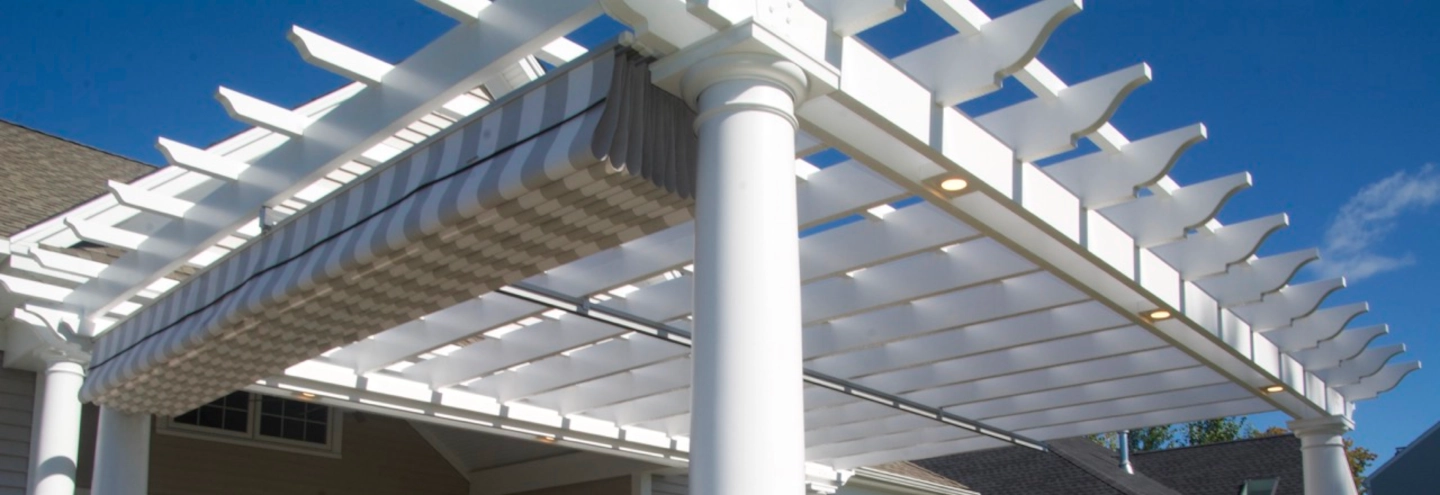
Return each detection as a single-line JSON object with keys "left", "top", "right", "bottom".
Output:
{"left": 915, "top": 435, "right": 1304, "bottom": 495}
{"left": 0, "top": 119, "right": 155, "bottom": 236}
{"left": 1133, "top": 435, "right": 1303, "bottom": 495}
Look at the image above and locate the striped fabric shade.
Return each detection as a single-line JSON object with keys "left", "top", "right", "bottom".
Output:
{"left": 84, "top": 49, "right": 699, "bottom": 413}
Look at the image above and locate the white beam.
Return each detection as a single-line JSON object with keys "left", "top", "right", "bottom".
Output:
{"left": 1044, "top": 123, "right": 1207, "bottom": 208}
{"left": 975, "top": 64, "right": 1151, "bottom": 162}
{"left": 803, "top": 271, "right": 1084, "bottom": 359}
{"left": 851, "top": 326, "right": 1166, "bottom": 401}
{"left": 62, "top": 218, "right": 145, "bottom": 251}
{"left": 1315, "top": 344, "right": 1404, "bottom": 386}
{"left": 800, "top": 237, "right": 1036, "bottom": 324}
{"left": 107, "top": 181, "right": 195, "bottom": 219}
{"left": 215, "top": 86, "right": 313, "bottom": 137}
{"left": 407, "top": 312, "right": 628, "bottom": 388}
{"left": 1291, "top": 325, "right": 1387, "bottom": 370}
{"left": 326, "top": 293, "right": 544, "bottom": 374}
{"left": 1099, "top": 172, "right": 1251, "bottom": 247}
{"left": 28, "top": 248, "right": 108, "bottom": 279}
{"left": 0, "top": 274, "right": 71, "bottom": 303}
{"left": 895, "top": 0, "right": 1080, "bottom": 105}
{"left": 804, "top": 345, "right": 1196, "bottom": 433}
{"left": 806, "top": 0, "right": 907, "bottom": 37}
{"left": 807, "top": 365, "right": 1222, "bottom": 446}
{"left": 830, "top": 397, "right": 1268, "bottom": 469}
{"left": 156, "top": 137, "right": 249, "bottom": 181}
{"left": 1261, "top": 303, "right": 1368, "bottom": 352}
{"left": 1232, "top": 278, "right": 1346, "bottom": 331}
{"left": 467, "top": 336, "right": 687, "bottom": 402}
{"left": 1150, "top": 214, "right": 1289, "bottom": 279}
{"left": 806, "top": 301, "right": 1127, "bottom": 379}
{"left": 1193, "top": 249, "right": 1319, "bottom": 307}
{"left": 1338, "top": 362, "right": 1421, "bottom": 401}
{"left": 288, "top": 26, "right": 395, "bottom": 85}
{"left": 418, "top": 0, "right": 491, "bottom": 22}
{"left": 525, "top": 359, "right": 690, "bottom": 415}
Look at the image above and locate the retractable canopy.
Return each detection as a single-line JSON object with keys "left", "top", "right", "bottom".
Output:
{"left": 1, "top": 0, "right": 1417, "bottom": 475}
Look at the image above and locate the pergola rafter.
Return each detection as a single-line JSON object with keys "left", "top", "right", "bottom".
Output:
{"left": 0, "top": 2, "right": 1420, "bottom": 494}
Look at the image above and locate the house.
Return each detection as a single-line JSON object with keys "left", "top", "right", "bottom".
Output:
{"left": 1366, "top": 420, "right": 1440, "bottom": 494}
{"left": 915, "top": 435, "right": 1304, "bottom": 495}
{"left": 0, "top": 1, "right": 1418, "bottom": 494}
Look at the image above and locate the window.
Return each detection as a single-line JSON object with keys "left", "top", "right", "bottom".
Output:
{"left": 163, "top": 391, "right": 341, "bottom": 456}
{"left": 257, "top": 394, "right": 330, "bottom": 444}
{"left": 1238, "top": 478, "right": 1279, "bottom": 495}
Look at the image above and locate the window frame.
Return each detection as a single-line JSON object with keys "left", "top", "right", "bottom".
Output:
{"left": 157, "top": 391, "right": 344, "bottom": 458}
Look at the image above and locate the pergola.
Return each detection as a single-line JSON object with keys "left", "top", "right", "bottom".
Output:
{"left": 0, "top": 1, "right": 1418, "bottom": 494}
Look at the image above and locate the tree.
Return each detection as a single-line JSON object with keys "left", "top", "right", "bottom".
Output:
{"left": 1089, "top": 425, "right": 1176, "bottom": 452}
{"left": 1344, "top": 437, "right": 1377, "bottom": 493}
{"left": 1247, "top": 426, "right": 1290, "bottom": 438}
{"left": 1182, "top": 416, "right": 1249, "bottom": 446}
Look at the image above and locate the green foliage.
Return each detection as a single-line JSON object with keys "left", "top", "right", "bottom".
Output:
{"left": 1182, "top": 416, "right": 1249, "bottom": 446}
{"left": 1088, "top": 425, "right": 1176, "bottom": 452}
{"left": 1345, "top": 437, "right": 1377, "bottom": 493}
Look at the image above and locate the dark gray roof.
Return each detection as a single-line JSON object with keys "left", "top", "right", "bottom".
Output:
{"left": 0, "top": 119, "right": 156, "bottom": 236}
{"left": 913, "top": 437, "right": 1182, "bottom": 495}
{"left": 1133, "top": 435, "right": 1303, "bottom": 495}
{"left": 915, "top": 435, "right": 1303, "bottom": 495}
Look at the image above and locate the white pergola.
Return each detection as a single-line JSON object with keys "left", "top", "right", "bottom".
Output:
{"left": 0, "top": 1, "right": 1418, "bottom": 494}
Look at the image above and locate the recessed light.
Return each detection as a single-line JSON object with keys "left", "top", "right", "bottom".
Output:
{"left": 297, "top": 392, "right": 318, "bottom": 399}
{"left": 924, "top": 175, "right": 973, "bottom": 197}
{"left": 940, "top": 178, "right": 969, "bottom": 192}
{"left": 536, "top": 435, "right": 557, "bottom": 444}
{"left": 1263, "top": 385, "right": 1285, "bottom": 394}
{"left": 1144, "top": 309, "right": 1173, "bottom": 321}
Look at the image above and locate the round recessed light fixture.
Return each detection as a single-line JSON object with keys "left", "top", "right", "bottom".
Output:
{"left": 940, "top": 178, "right": 969, "bottom": 192}
{"left": 1145, "top": 309, "right": 1173, "bottom": 321}
{"left": 536, "top": 435, "right": 557, "bottom": 444}
{"left": 1263, "top": 385, "right": 1285, "bottom": 394}
{"left": 296, "top": 392, "right": 318, "bottom": 399}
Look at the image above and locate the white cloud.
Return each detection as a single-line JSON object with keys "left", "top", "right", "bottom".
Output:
{"left": 1311, "top": 164, "right": 1440, "bottom": 281}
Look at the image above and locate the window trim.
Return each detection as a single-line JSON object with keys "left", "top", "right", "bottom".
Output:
{"left": 157, "top": 392, "right": 344, "bottom": 458}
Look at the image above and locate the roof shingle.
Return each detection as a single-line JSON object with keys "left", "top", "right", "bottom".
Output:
{"left": 0, "top": 119, "right": 155, "bottom": 236}
{"left": 914, "top": 435, "right": 1303, "bottom": 495}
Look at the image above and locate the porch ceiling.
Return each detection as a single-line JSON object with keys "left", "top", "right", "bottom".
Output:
{"left": 0, "top": 0, "right": 1417, "bottom": 475}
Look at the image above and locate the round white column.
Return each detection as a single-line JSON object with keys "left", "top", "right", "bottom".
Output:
{"left": 1287, "top": 416, "right": 1359, "bottom": 495}
{"left": 683, "top": 54, "right": 809, "bottom": 495}
{"left": 31, "top": 354, "right": 86, "bottom": 495}
{"left": 92, "top": 406, "right": 152, "bottom": 495}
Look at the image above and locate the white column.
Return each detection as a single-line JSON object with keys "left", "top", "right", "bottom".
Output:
{"left": 92, "top": 407, "right": 152, "bottom": 495}
{"left": 31, "top": 353, "right": 86, "bottom": 495}
{"left": 683, "top": 54, "right": 809, "bottom": 495}
{"left": 1287, "top": 415, "right": 1359, "bottom": 495}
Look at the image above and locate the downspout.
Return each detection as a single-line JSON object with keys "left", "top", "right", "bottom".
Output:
{"left": 1118, "top": 430, "right": 1134, "bottom": 474}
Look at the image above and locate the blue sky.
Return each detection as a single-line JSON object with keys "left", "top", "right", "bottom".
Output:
{"left": 3, "top": 0, "right": 1436, "bottom": 472}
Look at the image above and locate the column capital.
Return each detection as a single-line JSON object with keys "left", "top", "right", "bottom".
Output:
{"left": 680, "top": 53, "right": 809, "bottom": 109}
{"left": 37, "top": 348, "right": 90, "bottom": 370}
{"left": 649, "top": 19, "right": 839, "bottom": 110}
{"left": 1287, "top": 415, "right": 1354, "bottom": 437}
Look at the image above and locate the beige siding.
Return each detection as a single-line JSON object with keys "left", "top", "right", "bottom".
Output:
{"left": 0, "top": 362, "right": 35, "bottom": 495}
{"left": 77, "top": 406, "right": 468, "bottom": 494}
{"left": 651, "top": 475, "right": 688, "bottom": 495}
{"left": 512, "top": 476, "right": 629, "bottom": 495}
